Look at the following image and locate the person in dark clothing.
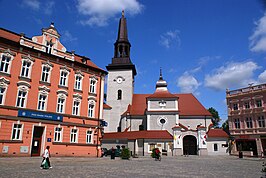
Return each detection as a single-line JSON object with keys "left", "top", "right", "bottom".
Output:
{"left": 111, "top": 147, "right": 115, "bottom": 160}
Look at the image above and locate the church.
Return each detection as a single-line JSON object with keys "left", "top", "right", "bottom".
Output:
{"left": 102, "top": 11, "right": 228, "bottom": 156}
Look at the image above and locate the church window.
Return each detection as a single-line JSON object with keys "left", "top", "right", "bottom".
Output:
{"left": 214, "top": 144, "right": 218, "bottom": 151}
{"left": 117, "top": 90, "right": 122, "bottom": 100}
{"left": 160, "top": 118, "right": 166, "bottom": 124}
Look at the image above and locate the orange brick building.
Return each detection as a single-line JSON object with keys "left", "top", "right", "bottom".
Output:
{"left": 0, "top": 23, "right": 107, "bottom": 157}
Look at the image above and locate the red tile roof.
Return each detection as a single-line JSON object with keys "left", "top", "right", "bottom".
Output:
{"left": 103, "top": 130, "right": 173, "bottom": 140}
{"left": 103, "top": 103, "right": 112, "bottom": 109}
{"left": 0, "top": 28, "right": 20, "bottom": 42}
{"left": 148, "top": 90, "right": 178, "bottom": 98}
{"left": 207, "top": 129, "right": 228, "bottom": 138}
{"left": 125, "top": 93, "right": 211, "bottom": 116}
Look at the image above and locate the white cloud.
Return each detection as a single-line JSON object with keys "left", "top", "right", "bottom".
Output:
{"left": 44, "top": 1, "right": 55, "bottom": 15}
{"left": 249, "top": 12, "right": 266, "bottom": 52}
{"left": 22, "top": 0, "right": 40, "bottom": 10}
{"left": 258, "top": 70, "right": 266, "bottom": 83}
{"left": 204, "top": 61, "right": 259, "bottom": 91}
{"left": 77, "top": 0, "right": 143, "bottom": 27}
{"left": 159, "top": 30, "right": 181, "bottom": 49}
{"left": 177, "top": 72, "right": 200, "bottom": 94}
{"left": 61, "top": 31, "right": 78, "bottom": 43}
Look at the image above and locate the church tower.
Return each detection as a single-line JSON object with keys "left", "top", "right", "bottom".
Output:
{"left": 105, "top": 11, "right": 137, "bottom": 132}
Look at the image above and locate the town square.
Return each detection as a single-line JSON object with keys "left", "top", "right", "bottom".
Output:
{"left": 0, "top": 0, "right": 266, "bottom": 177}
{"left": 0, "top": 156, "right": 264, "bottom": 177}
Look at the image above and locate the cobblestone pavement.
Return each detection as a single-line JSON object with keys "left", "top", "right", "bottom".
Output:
{"left": 0, "top": 155, "right": 264, "bottom": 178}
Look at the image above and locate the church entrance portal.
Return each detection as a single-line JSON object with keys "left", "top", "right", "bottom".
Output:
{"left": 183, "top": 135, "right": 197, "bottom": 155}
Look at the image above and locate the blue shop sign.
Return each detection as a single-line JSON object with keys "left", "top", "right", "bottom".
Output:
{"left": 18, "top": 110, "right": 63, "bottom": 122}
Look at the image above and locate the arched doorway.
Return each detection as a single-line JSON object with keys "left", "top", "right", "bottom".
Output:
{"left": 183, "top": 135, "right": 197, "bottom": 155}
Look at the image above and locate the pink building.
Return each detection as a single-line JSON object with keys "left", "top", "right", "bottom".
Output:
{"left": 226, "top": 83, "right": 266, "bottom": 157}
{"left": 0, "top": 23, "right": 107, "bottom": 157}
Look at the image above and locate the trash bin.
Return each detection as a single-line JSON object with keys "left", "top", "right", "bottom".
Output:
{"left": 239, "top": 151, "right": 243, "bottom": 158}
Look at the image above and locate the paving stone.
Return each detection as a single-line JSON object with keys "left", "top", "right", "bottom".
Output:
{"left": 0, "top": 155, "right": 264, "bottom": 178}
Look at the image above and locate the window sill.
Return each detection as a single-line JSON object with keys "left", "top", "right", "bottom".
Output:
{"left": 58, "top": 85, "right": 68, "bottom": 90}
{"left": 74, "top": 89, "right": 83, "bottom": 93}
{"left": 52, "top": 142, "right": 97, "bottom": 146}
{"left": 18, "top": 76, "right": 32, "bottom": 82}
{"left": 0, "top": 140, "right": 23, "bottom": 143}
{"left": 0, "top": 72, "right": 11, "bottom": 77}
{"left": 39, "top": 81, "right": 51, "bottom": 86}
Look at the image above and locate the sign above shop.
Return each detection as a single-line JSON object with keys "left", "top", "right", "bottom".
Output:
{"left": 18, "top": 110, "right": 63, "bottom": 122}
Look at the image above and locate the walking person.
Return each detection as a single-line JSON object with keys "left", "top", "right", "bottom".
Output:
{"left": 40, "top": 146, "right": 52, "bottom": 169}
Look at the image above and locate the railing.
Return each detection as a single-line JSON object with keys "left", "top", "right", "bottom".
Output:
{"left": 226, "top": 83, "right": 266, "bottom": 96}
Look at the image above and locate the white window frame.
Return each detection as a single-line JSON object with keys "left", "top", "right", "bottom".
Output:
{"left": 37, "top": 91, "right": 48, "bottom": 111}
{"left": 256, "top": 99, "right": 262, "bottom": 108}
{"left": 74, "top": 73, "right": 83, "bottom": 90}
{"left": 11, "top": 122, "right": 23, "bottom": 140}
{"left": 0, "top": 49, "right": 14, "bottom": 74}
{"left": 20, "top": 55, "right": 34, "bottom": 78}
{"left": 246, "top": 117, "right": 253, "bottom": 128}
{"left": 70, "top": 128, "right": 78, "bottom": 143}
{"left": 234, "top": 118, "right": 240, "bottom": 129}
{"left": 72, "top": 95, "right": 81, "bottom": 116}
{"left": 233, "top": 103, "right": 238, "bottom": 111}
{"left": 16, "top": 85, "right": 29, "bottom": 108}
{"left": 88, "top": 100, "right": 95, "bottom": 118}
{"left": 86, "top": 129, "right": 94, "bottom": 144}
{"left": 59, "top": 68, "right": 70, "bottom": 87}
{"left": 0, "top": 77, "right": 9, "bottom": 105}
{"left": 244, "top": 102, "right": 250, "bottom": 109}
{"left": 54, "top": 126, "right": 63, "bottom": 142}
{"left": 89, "top": 77, "right": 97, "bottom": 94}
{"left": 40, "top": 62, "right": 53, "bottom": 83}
{"left": 258, "top": 116, "right": 265, "bottom": 128}
{"left": 56, "top": 93, "right": 67, "bottom": 113}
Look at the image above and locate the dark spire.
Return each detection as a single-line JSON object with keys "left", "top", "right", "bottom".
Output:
{"left": 117, "top": 10, "right": 128, "bottom": 42}
{"left": 106, "top": 10, "right": 136, "bottom": 76}
{"left": 159, "top": 67, "right": 163, "bottom": 80}
{"left": 156, "top": 68, "right": 167, "bottom": 88}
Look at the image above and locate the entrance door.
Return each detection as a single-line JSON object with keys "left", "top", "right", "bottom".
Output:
{"left": 31, "top": 126, "right": 44, "bottom": 156}
{"left": 183, "top": 135, "right": 197, "bottom": 155}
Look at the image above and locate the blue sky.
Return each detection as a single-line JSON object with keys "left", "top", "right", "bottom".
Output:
{"left": 1, "top": 0, "right": 266, "bottom": 124}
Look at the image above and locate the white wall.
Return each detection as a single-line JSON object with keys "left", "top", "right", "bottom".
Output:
{"left": 207, "top": 139, "right": 228, "bottom": 155}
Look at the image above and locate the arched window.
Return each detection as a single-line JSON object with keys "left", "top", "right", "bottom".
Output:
{"left": 117, "top": 90, "right": 122, "bottom": 100}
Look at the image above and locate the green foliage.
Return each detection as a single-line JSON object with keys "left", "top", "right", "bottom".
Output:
{"left": 120, "top": 148, "right": 131, "bottom": 159}
{"left": 222, "top": 119, "right": 230, "bottom": 135}
{"left": 208, "top": 107, "right": 221, "bottom": 127}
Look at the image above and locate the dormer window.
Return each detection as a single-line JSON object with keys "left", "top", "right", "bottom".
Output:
{"left": 46, "top": 40, "right": 54, "bottom": 54}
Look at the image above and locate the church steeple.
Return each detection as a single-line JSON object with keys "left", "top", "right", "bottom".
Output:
{"left": 106, "top": 10, "right": 137, "bottom": 76}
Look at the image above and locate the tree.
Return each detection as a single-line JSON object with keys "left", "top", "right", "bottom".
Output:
{"left": 222, "top": 119, "right": 230, "bottom": 135}
{"left": 208, "top": 107, "right": 221, "bottom": 127}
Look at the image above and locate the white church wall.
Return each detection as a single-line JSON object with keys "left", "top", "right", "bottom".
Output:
{"left": 179, "top": 118, "right": 212, "bottom": 130}
{"left": 149, "top": 115, "right": 176, "bottom": 133}
{"left": 148, "top": 100, "right": 176, "bottom": 110}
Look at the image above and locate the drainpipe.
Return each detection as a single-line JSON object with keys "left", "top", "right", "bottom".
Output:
{"left": 96, "top": 74, "right": 104, "bottom": 157}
